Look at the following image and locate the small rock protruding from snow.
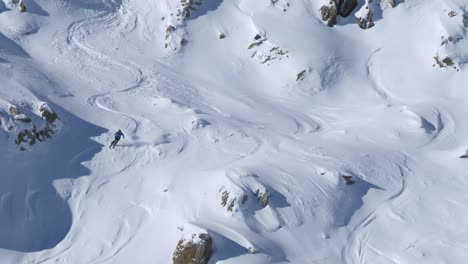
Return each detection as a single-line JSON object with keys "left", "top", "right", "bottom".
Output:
{"left": 431, "top": 6, "right": 468, "bottom": 71}
{"left": 19, "top": 0, "right": 26, "bottom": 12}
{"left": 177, "top": 0, "right": 203, "bottom": 20}
{"left": 172, "top": 233, "right": 213, "bottom": 264}
{"left": 358, "top": 11, "right": 375, "bottom": 30}
{"left": 342, "top": 175, "right": 355, "bottom": 185}
{"left": 433, "top": 55, "right": 457, "bottom": 70}
{"left": 219, "top": 185, "right": 271, "bottom": 213}
{"left": 448, "top": 10, "right": 458, "bottom": 18}
{"left": 248, "top": 34, "right": 267, "bottom": 50}
{"left": 191, "top": 118, "right": 210, "bottom": 129}
{"left": 248, "top": 34, "right": 288, "bottom": 65}
{"left": 296, "top": 69, "right": 307, "bottom": 81}
{"left": 270, "top": 0, "right": 290, "bottom": 12}
{"left": 254, "top": 188, "right": 271, "bottom": 208}
{"left": 39, "top": 103, "right": 60, "bottom": 124}
{"left": 355, "top": 0, "right": 386, "bottom": 30}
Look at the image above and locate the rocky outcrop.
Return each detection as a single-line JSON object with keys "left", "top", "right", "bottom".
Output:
{"left": 339, "top": 0, "right": 358, "bottom": 17}
{"left": 319, "top": 0, "right": 357, "bottom": 26}
{"left": 220, "top": 186, "right": 271, "bottom": 213}
{"left": 319, "top": 3, "right": 338, "bottom": 26}
{"left": 177, "top": 0, "right": 202, "bottom": 20}
{"left": 248, "top": 34, "right": 289, "bottom": 65}
{"left": 270, "top": 0, "right": 290, "bottom": 12}
{"left": 321, "top": 0, "right": 399, "bottom": 28}
{"left": 296, "top": 70, "right": 307, "bottom": 81}
{"left": 0, "top": 102, "right": 61, "bottom": 151}
{"left": 163, "top": 0, "right": 209, "bottom": 50}
{"left": 432, "top": 8, "right": 468, "bottom": 71}
{"left": 173, "top": 233, "right": 213, "bottom": 264}
{"left": 19, "top": 0, "right": 26, "bottom": 12}
{"left": 433, "top": 55, "right": 456, "bottom": 69}
{"left": 342, "top": 175, "right": 355, "bottom": 185}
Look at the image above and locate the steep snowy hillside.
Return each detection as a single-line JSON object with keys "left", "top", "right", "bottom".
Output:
{"left": 1, "top": 0, "right": 468, "bottom": 263}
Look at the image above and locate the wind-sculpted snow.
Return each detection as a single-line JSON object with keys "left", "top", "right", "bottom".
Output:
{"left": 1, "top": 0, "right": 468, "bottom": 263}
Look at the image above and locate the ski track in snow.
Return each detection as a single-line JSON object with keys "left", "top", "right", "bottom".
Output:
{"left": 2, "top": 0, "right": 468, "bottom": 263}
{"left": 46, "top": 2, "right": 190, "bottom": 262}
{"left": 342, "top": 157, "right": 411, "bottom": 264}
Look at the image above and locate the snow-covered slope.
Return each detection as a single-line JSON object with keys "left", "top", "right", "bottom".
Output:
{"left": 1, "top": 0, "right": 468, "bottom": 263}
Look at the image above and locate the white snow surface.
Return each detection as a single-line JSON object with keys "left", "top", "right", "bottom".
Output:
{"left": 1, "top": 0, "right": 468, "bottom": 263}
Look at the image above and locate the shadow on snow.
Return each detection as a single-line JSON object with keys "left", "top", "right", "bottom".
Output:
{"left": 333, "top": 176, "right": 384, "bottom": 226}
{"left": 0, "top": 100, "right": 106, "bottom": 252}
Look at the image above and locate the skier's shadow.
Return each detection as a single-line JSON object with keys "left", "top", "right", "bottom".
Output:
{"left": 0, "top": 101, "right": 106, "bottom": 252}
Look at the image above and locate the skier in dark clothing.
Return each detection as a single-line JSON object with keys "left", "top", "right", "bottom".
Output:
{"left": 109, "top": 129, "right": 124, "bottom": 149}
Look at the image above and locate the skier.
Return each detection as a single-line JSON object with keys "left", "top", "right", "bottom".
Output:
{"left": 109, "top": 129, "right": 125, "bottom": 149}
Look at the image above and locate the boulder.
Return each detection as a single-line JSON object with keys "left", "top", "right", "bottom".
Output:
{"left": 173, "top": 233, "right": 213, "bottom": 264}
{"left": 320, "top": 0, "right": 357, "bottom": 26}
{"left": 19, "top": 0, "right": 26, "bottom": 12}
{"left": 338, "top": 0, "right": 358, "bottom": 18}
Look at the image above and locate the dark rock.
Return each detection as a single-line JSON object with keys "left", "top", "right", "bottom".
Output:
{"left": 442, "top": 57, "right": 454, "bottom": 66}
{"left": 19, "top": 0, "right": 26, "bottom": 12}
{"left": 320, "top": 0, "right": 357, "bottom": 26}
{"left": 248, "top": 38, "right": 267, "bottom": 49}
{"left": 358, "top": 11, "right": 375, "bottom": 29}
{"left": 320, "top": 5, "right": 338, "bottom": 27}
{"left": 342, "top": 175, "right": 355, "bottom": 185}
{"left": 260, "top": 191, "right": 270, "bottom": 208}
{"left": 338, "top": 0, "right": 358, "bottom": 18}
{"left": 296, "top": 70, "right": 306, "bottom": 81}
{"left": 448, "top": 10, "right": 458, "bottom": 18}
{"left": 434, "top": 55, "right": 455, "bottom": 68}
{"left": 39, "top": 104, "right": 59, "bottom": 124}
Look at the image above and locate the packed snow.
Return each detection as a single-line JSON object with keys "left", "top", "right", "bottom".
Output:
{"left": 1, "top": 0, "right": 468, "bottom": 263}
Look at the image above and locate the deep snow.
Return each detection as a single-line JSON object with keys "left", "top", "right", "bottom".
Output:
{"left": 1, "top": 0, "right": 468, "bottom": 263}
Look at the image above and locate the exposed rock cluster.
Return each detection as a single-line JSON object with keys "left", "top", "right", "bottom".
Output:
{"left": 0, "top": 102, "right": 61, "bottom": 151}
{"left": 173, "top": 233, "right": 213, "bottom": 264}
